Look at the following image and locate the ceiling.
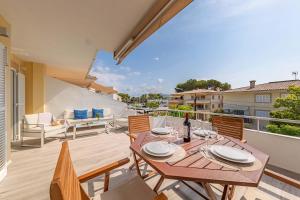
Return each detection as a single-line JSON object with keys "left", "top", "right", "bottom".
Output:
{"left": 0, "top": 0, "right": 156, "bottom": 78}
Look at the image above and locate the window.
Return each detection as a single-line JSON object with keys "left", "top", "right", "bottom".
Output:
{"left": 255, "top": 110, "right": 270, "bottom": 117}
{"left": 255, "top": 94, "right": 271, "bottom": 103}
{"left": 212, "top": 104, "right": 215, "bottom": 109}
{"left": 218, "top": 104, "right": 221, "bottom": 108}
{"left": 218, "top": 95, "right": 220, "bottom": 100}
{"left": 212, "top": 95, "right": 214, "bottom": 100}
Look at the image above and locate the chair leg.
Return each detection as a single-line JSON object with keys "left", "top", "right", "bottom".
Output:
{"left": 40, "top": 132, "right": 44, "bottom": 148}
{"left": 73, "top": 126, "right": 76, "bottom": 139}
{"left": 20, "top": 135, "right": 24, "bottom": 146}
{"left": 105, "top": 122, "right": 110, "bottom": 134}
{"left": 132, "top": 152, "right": 142, "bottom": 177}
{"left": 64, "top": 129, "right": 67, "bottom": 138}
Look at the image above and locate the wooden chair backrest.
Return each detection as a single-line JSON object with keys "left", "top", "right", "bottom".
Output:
{"left": 128, "top": 115, "right": 150, "bottom": 135}
{"left": 50, "top": 141, "right": 89, "bottom": 200}
{"left": 212, "top": 116, "right": 244, "bottom": 141}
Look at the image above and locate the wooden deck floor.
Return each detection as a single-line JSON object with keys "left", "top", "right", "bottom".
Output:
{"left": 0, "top": 128, "right": 299, "bottom": 200}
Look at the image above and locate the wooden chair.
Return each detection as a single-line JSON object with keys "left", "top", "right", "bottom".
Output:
{"left": 211, "top": 116, "right": 246, "bottom": 199}
{"left": 50, "top": 141, "right": 167, "bottom": 200}
{"left": 127, "top": 115, "right": 151, "bottom": 175}
{"left": 212, "top": 116, "right": 246, "bottom": 143}
{"left": 128, "top": 115, "right": 151, "bottom": 143}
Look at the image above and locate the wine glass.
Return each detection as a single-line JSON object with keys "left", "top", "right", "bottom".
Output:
{"left": 203, "top": 124, "right": 218, "bottom": 149}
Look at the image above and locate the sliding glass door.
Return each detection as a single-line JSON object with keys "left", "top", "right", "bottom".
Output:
{"left": 0, "top": 43, "right": 7, "bottom": 180}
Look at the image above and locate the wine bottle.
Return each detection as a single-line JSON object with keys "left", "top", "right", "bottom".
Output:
{"left": 183, "top": 113, "right": 191, "bottom": 142}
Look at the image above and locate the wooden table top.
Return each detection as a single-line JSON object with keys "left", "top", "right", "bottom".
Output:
{"left": 130, "top": 132, "right": 269, "bottom": 187}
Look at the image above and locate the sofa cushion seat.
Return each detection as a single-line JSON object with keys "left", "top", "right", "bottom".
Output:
{"left": 24, "top": 125, "right": 65, "bottom": 133}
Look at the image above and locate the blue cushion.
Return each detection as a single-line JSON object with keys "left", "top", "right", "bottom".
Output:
{"left": 74, "top": 110, "right": 88, "bottom": 119}
{"left": 92, "top": 108, "right": 104, "bottom": 118}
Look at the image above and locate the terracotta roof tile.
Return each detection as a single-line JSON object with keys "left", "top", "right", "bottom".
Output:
{"left": 224, "top": 80, "right": 300, "bottom": 93}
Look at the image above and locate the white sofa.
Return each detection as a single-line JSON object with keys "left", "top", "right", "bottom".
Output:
{"left": 113, "top": 109, "right": 137, "bottom": 129}
{"left": 63, "top": 108, "right": 113, "bottom": 137}
{"left": 21, "top": 112, "right": 67, "bottom": 147}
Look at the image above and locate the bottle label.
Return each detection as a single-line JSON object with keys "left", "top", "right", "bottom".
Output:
{"left": 183, "top": 126, "right": 188, "bottom": 138}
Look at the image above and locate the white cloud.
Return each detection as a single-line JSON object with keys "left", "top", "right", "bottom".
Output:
{"left": 154, "top": 57, "right": 160, "bottom": 61}
{"left": 119, "top": 66, "right": 131, "bottom": 71}
{"left": 220, "top": 0, "right": 277, "bottom": 18}
{"left": 91, "top": 64, "right": 126, "bottom": 90}
{"left": 181, "top": 0, "right": 280, "bottom": 31}
{"left": 157, "top": 78, "right": 164, "bottom": 83}
{"left": 128, "top": 71, "right": 141, "bottom": 76}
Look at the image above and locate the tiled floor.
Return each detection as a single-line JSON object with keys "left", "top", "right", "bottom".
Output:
{"left": 0, "top": 127, "right": 299, "bottom": 200}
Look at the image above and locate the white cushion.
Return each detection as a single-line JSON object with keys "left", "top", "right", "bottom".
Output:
{"left": 103, "top": 108, "right": 111, "bottom": 117}
{"left": 24, "top": 114, "right": 38, "bottom": 129}
{"left": 88, "top": 110, "right": 93, "bottom": 118}
{"left": 64, "top": 110, "right": 74, "bottom": 119}
{"left": 38, "top": 112, "right": 53, "bottom": 126}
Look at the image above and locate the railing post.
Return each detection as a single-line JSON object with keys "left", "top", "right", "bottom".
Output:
{"left": 257, "top": 119, "right": 260, "bottom": 131}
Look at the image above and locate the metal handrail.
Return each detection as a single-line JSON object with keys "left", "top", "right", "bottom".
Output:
{"left": 152, "top": 108, "right": 300, "bottom": 125}
{"left": 130, "top": 107, "right": 300, "bottom": 133}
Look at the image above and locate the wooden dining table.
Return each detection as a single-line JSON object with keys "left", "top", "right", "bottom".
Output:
{"left": 130, "top": 132, "right": 269, "bottom": 200}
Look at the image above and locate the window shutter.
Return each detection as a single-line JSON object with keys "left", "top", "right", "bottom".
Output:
{"left": 0, "top": 43, "right": 7, "bottom": 172}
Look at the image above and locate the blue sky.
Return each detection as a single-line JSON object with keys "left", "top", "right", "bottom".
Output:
{"left": 91, "top": 0, "right": 300, "bottom": 96}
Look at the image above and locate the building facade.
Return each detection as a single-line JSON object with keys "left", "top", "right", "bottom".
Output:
{"left": 169, "top": 89, "right": 223, "bottom": 112}
{"left": 222, "top": 80, "right": 300, "bottom": 118}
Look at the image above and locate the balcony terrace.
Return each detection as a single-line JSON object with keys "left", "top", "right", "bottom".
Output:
{"left": 0, "top": 113, "right": 299, "bottom": 200}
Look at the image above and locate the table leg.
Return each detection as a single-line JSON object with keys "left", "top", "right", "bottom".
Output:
{"left": 154, "top": 176, "right": 164, "bottom": 193}
{"left": 221, "top": 185, "right": 229, "bottom": 200}
{"left": 73, "top": 125, "right": 76, "bottom": 140}
{"left": 202, "top": 183, "right": 217, "bottom": 200}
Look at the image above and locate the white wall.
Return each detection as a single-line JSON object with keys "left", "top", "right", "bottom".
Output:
{"left": 245, "top": 129, "right": 300, "bottom": 174}
{"left": 44, "top": 76, "right": 126, "bottom": 118}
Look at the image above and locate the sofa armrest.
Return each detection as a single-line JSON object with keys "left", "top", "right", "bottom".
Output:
{"left": 22, "top": 123, "right": 45, "bottom": 133}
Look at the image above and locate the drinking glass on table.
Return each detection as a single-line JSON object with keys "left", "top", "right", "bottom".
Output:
{"left": 203, "top": 124, "right": 218, "bottom": 148}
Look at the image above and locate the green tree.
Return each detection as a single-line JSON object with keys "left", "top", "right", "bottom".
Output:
{"left": 146, "top": 101, "right": 159, "bottom": 109}
{"left": 140, "top": 94, "right": 148, "bottom": 103}
{"left": 176, "top": 79, "right": 231, "bottom": 91}
{"left": 148, "top": 93, "right": 163, "bottom": 99}
{"left": 267, "top": 85, "right": 300, "bottom": 136}
{"left": 118, "top": 93, "right": 130, "bottom": 103}
{"left": 270, "top": 85, "right": 300, "bottom": 120}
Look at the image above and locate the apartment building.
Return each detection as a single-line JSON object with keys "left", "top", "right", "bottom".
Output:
{"left": 222, "top": 80, "right": 300, "bottom": 117}
{"left": 169, "top": 89, "right": 223, "bottom": 112}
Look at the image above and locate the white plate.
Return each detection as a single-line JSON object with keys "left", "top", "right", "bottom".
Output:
{"left": 142, "top": 142, "right": 175, "bottom": 157}
{"left": 193, "top": 129, "right": 206, "bottom": 137}
{"left": 209, "top": 145, "right": 255, "bottom": 164}
{"left": 193, "top": 129, "right": 216, "bottom": 137}
{"left": 145, "top": 141, "right": 170, "bottom": 154}
{"left": 151, "top": 127, "right": 171, "bottom": 135}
